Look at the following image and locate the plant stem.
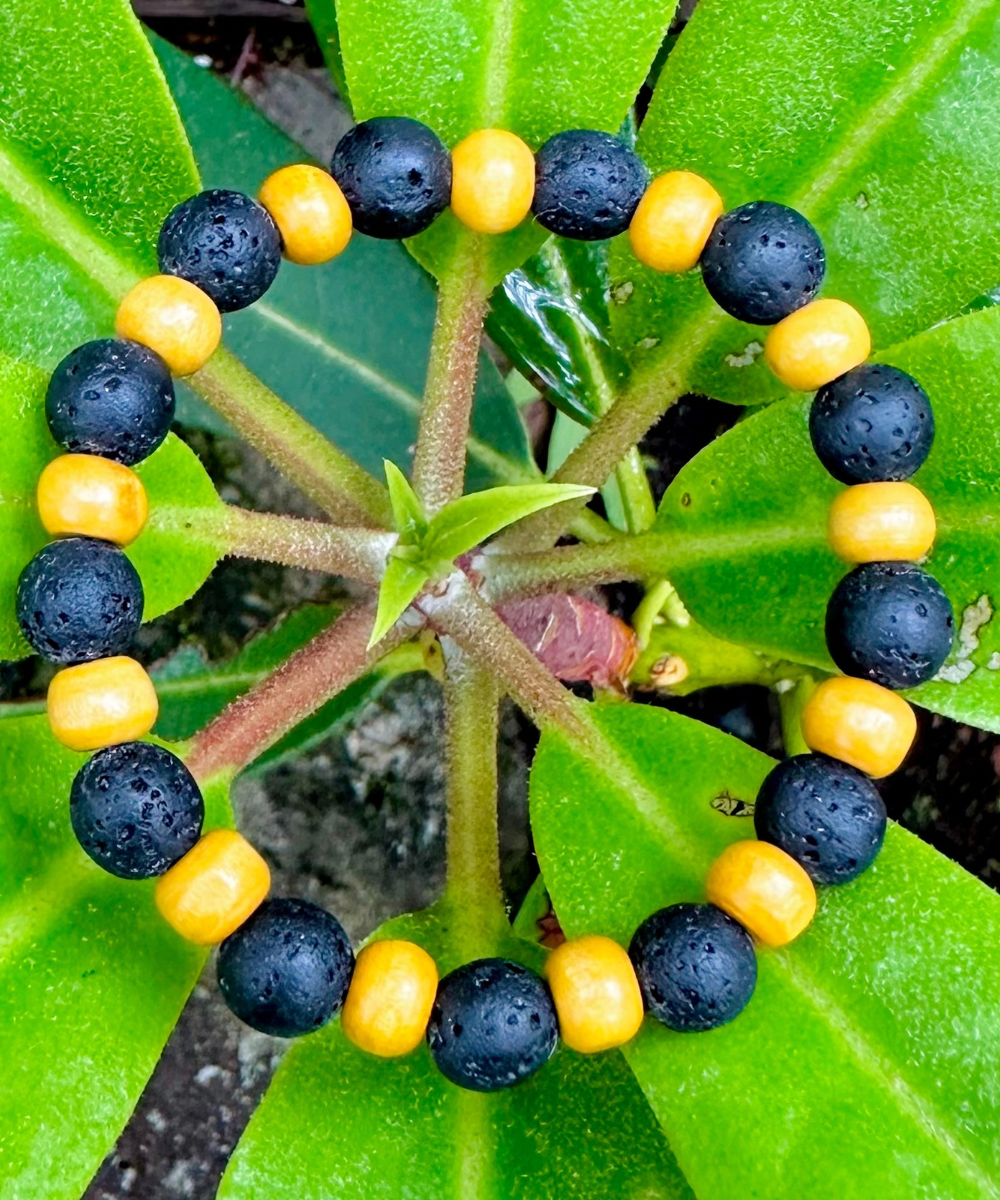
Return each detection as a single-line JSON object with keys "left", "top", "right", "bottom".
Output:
{"left": 778, "top": 675, "right": 819, "bottom": 756}
{"left": 412, "top": 245, "right": 489, "bottom": 515}
{"left": 613, "top": 446, "right": 657, "bottom": 534}
{"left": 185, "top": 599, "right": 415, "bottom": 782}
{"left": 483, "top": 533, "right": 666, "bottom": 600}
{"left": 194, "top": 348, "right": 392, "bottom": 527}
{"left": 442, "top": 652, "right": 506, "bottom": 938}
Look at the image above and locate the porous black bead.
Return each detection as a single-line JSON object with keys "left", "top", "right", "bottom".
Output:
{"left": 46, "top": 338, "right": 175, "bottom": 466}
{"left": 218, "top": 898, "right": 354, "bottom": 1038}
{"left": 70, "top": 742, "right": 204, "bottom": 879}
{"left": 700, "top": 200, "right": 825, "bottom": 324}
{"left": 628, "top": 904, "right": 757, "bottom": 1033}
{"left": 157, "top": 189, "right": 282, "bottom": 312}
{"left": 754, "top": 753, "right": 887, "bottom": 885}
{"left": 331, "top": 117, "right": 451, "bottom": 239}
{"left": 16, "top": 537, "right": 144, "bottom": 664}
{"left": 532, "top": 129, "right": 648, "bottom": 240}
{"left": 810, "top": 363, "right": 935, "bottom": 484}
{"left": 426, "top": 958, "right": 558, "bottom": 1091}
{"left": 826, "top": 561, "right": 954, "bottom": 690}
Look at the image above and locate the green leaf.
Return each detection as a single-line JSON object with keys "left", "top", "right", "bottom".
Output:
{"left": 384, "top": 460, "right": 428, "bottom": 541}
{"left": 651, "top": 305, "right": 1000, "bottom": 732}
{"left": 610, "top": 0, "right": 1000, "bottom": 405}
{"left": 425, "top": 483, "right": 595, "bottom": 564}
{"left": 0, "top": 353, "right": 223, "bottom": 661}
{"left": 370, "top": 556, "right": 430, "bottom": 648}
{"left": 219, "top": 904, "right": 694, "bottom": 1200}
{"left": 330, "top": 0, "right": 677, "bottom": 289}
{"left": 153, "top": 36, "right": 533, "bottom": 493}
{"left": 531, "top": 703, "right": 1000, "bottom": 1200}
{"left": 303, "top": 0, "right": 351, "bottom": 106}
{"left": 0, "top": 715, "right": 232, "bottom": 1199}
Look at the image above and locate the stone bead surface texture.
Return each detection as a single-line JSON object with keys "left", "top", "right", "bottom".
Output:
{"left": 70, "top": 742, "right": 204, "bottom": 880}
{"left": 828, "top": 481, "right": 936, "bottom": 563}
{"left": 700, "top": 201, "right": 825, "bottom": 324}
{"left": 764, "top": 298, "right": 871, "bottom": 392}
{"left": 259, "top": 164, "right": 353, "bottom": 265}
{"left": 17, "top": 536, "right": 143, "bottom": 664}
{"left": 116, "top": 275, "right": 222, "bottom": 377}
{"left": 37, "top": 454, "right": 148, "bottom": 546}
{"left": 810, "top": 364, "right": 935, "bottom": 484}
{"left": 532, "top": 129, "right": 647, "bottom": 240}
{"left": 450, "top": 129, "right": 536, "bottom": 235}
{"left": 544, "top": 935, "right": 644, "bottom": 1053}
{"left": 754, "top": 753, "right": 887, "bottom": 885}
{"left": 47, "top": 656, "right": 158, "bottom": 752}
{"left": 341, "top": 939, "right": 439, "bottom": 1057}
{"left": 331, "top": 117, "right": 451, "bottom": 239}
{"left": 801, "top": 676, "right": 917, "bottom": 778}
{"left": 706, "top": 840, "right": 817, "bottom": 947}
{"left": 426, "top": 958, "right": 558, "bottom": 1092}
{"left": 629, "top": 171, "right": 724, "bottom": 273}
{"left": 158, "top": 189, "right": 282, "bottom": 312}
{"left": 629, "top": 903, "right": 757, "bottom": 1032}
{"left": 155, "top": 829, "right": 270, "bottom": 946}
{"left": 45, "top": 338, "right": 175, "bottom": 466}
{"left": 218, "top": 897, "right": 354, "bottom": 1038}
{"left": 826, "top": 561, "right": 954, "bottom": 689}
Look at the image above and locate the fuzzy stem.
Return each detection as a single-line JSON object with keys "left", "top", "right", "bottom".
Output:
{"left": 412, "top": 248, "right": 489, "bottom": 515}
{"left": 442, "top": 652, "right": 506, "bottom": 933}
{"left": 185, "top": 599, "right": 414, "bottom": 782}
{"left": 193, "top": 348, "right": 392, "bottom": 527}
{"left": 482, "top": 533, "right": 667, "bottom": 601}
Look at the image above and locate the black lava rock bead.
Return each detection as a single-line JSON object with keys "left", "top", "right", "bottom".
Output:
{"left": 754, "top": 753, "right": 887, "bottom": 885}
{"left": 331, "top": 117, "right": 451, "bottom": 239}
{"left": 158, "top": 189, "right": 282, "bottom": 312}
{"left": 16, "top": 536, "right": 144, "bottom": 664}
{"left": 810, "top": 363, "right": 935, "bottom": 484}
{"left": 532, "top": 129, "right": 648, "bottom": 240}
{"left": 70, "top": 742, "right": 204, "bottom": 879}
{"left": 700, "top": 200, "right": 825, "bottom": 324}
{"left": 218, "top": 898, "right": 354, "bottom": 1038}
{"left": 826, "top": 561, "right": 954, "bottom": 690}
{"left": 629, "top": 904, "right": 757, "bottom": 1033}
{"left": 426, "top": 958, "right": 558, "bottom": 1091}
{"left": 46, "top": 338, "right": 175, "bottom": 466}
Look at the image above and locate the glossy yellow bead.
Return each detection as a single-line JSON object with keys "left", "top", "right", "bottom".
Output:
{"left": 155, "top": 830, "right": 270, "bottom": 946}
{"left": 629, "top": 171, "right": 723, "bottom": 273}
{"left": 47, "top": 656, "right": 158, "bottom": 751}
{"left": 544, "top": 934, "right": 644, "bottom": 1054}
{"left": 706, "top": 840, "right": 816, "bottom": 948}
{"left": 259, "top": 164, "right": 353, "bottom": 265}
{"left": 828, "top": 481, "right": 936, "bottom": 563}
{"left": 450, "top": 129, "right": 535, "bottom": 234}
{"left": 37, "top": 454, "right": 148, "bottom": 546}
{"left": 341, "top": 939, "right": 439, "bottom": 1057}
{"left": 115, "top": 275, "right": 222, "bottom": 376}
{"left": 764, "top": 298, "right": 871, "bottom": 391}
{"left": 801, "top": 675, "right": 917, "bottom": 778}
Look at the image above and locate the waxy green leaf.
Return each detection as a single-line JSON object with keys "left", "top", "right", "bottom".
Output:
{"left": 370, "top": 556, "right": 430, "bottom": 648}
{"left": 384, "top": 459, "right": 429, "bottom": 540}
{"left": 610, "top": 0, "right": 1000, "bottom": 406}
{"left": 220, "top": 904, "right": 694, "bottom": 1200}
{"left": 329, "top": 0, "right": 676, "bottom": 289}
{"left": 0, "top": 715, "right": 232, "bottom": 1199}
{"left": 531, "top": 704, "right": 1000, "bottom": 1200}
{"left": 651, "top": 306, "right": 1000, "bottom": 732}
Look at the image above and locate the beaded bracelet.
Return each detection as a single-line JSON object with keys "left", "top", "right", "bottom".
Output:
{"left": 12, "top": 115, "right": 954, "bottom": 1093}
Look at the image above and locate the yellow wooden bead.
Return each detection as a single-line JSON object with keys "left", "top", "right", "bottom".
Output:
{"left": 259, "top": 164, "right": 353, "bottom": 265}
{"left": 706, "top": 840, "right": 816, "bottom": 948}
{"left": 116, "top": 275, "right": 222, "bottom": 376}
{"left": 155, "top": 830, "right": 270, "bottom": 946}
{"left": 629, "top": 171, "right": 723, "bottom": 273}
{"left": 544, "top": 934, "right": 644, "bottom": 1054}
{"left": 801, "top": 675, "right": 916, "bottom": 778}
{"left": 764, "top": 298, "right": 871, "bottom": 391}
{"left": 37, "top": 454, "right": 148, "bottom": 546}
{"left": 828, "top": 481, "right": 936, "bottom": 562}
{"left": 47, "top": 656, "right": 158, "bottom": 751}
{"left": 450, "top": 129, "right": 535, "bottom": 234}
{"left": 341, "top": 939, "right": 439, "bottom": 1057}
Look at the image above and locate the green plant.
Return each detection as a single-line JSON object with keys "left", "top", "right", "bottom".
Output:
{"left": 3, "top": 0, "right": 1000, "bottom": 1196}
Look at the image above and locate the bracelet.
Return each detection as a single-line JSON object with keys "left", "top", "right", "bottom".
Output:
{"left": 12, "top": 116, "right": 954, "bottom": 1093}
